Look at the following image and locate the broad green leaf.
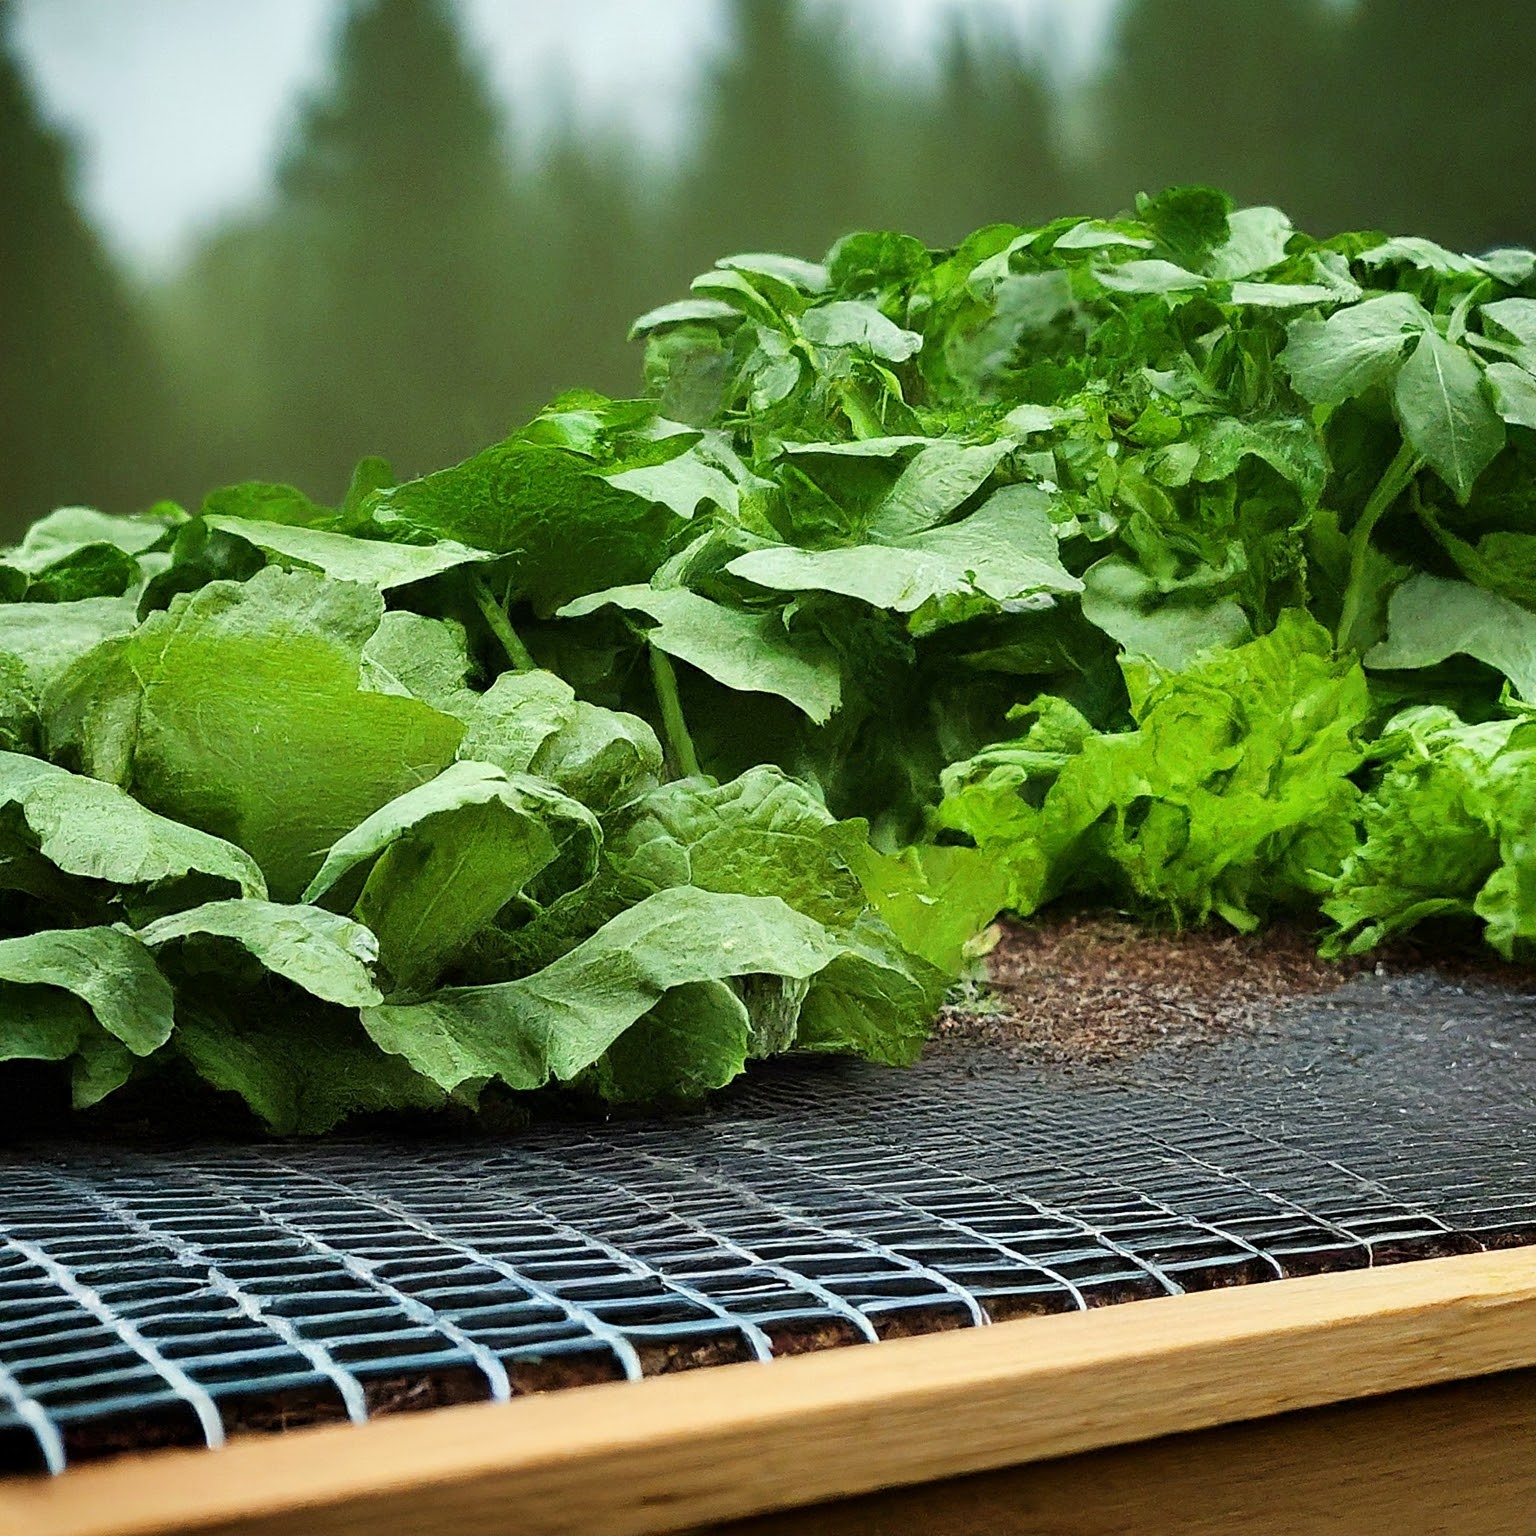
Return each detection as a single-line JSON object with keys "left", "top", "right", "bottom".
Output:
{"left": 360, "top": 886, "right": 839, "bottom": 1092}
{"left": 457, "top": 672, "right": 663, "bottom": 810}
{"left": 1391, "top": 329, "right": 1505, "bottom": 501}
{"left": 204, "top": 515, "right": 495, "bottom": 589}
{"left": 1080, "top": 556, "right": 1252, "bottom": 670}
{"left": 367, "top": 440, "right": 685, "bottom": 614}
{"left": 1094, "top": 260, "right": 1206, "bottom": 294}
{"left": 629, "top": 297, "right": 742, "bottom": 336}
{"left": 848, "top": 842, "right": 1009, "bottom": 976}
{"left": 0, "top": 751, "right": 264, "bottom": 903}
{"left": 175, "top": 998, "right": 445, "bottom": 1134}
{"left": 303, "top": 760, "right": 598, "bottom": 991}
{"left": 1485, "top": 362, "right": 1536, "bottom": 430}
{"left": 0, "top": 926, "right": 174, "bottom": 1056}
{"left": 45, "top": 568, "right": 463, "bottom": 899}
{"left": 603, "top": 445, "right": 740, "bottom": 519}
{"left": 5, "top": 507, "right": 173, "bottom": 568}
{"left": 0, "top": 988, "right": 133, "bottom": 1109}
{"left": 1227, "top": 281, "right": 1336, "bottom": 309}
{"left": 558, "top": 584, "right": 842, "bottom": 723}
{"left": 592, "top": 980, "right": 751, "bottom": 1102}
{"left": 0, "top": 595, "right": 140, "bottom": 691}
{"left": 800, "top": 301, "right": 922, "bottom": 361}
{"left": 727, "top": 484, "right": 1079, "bottom": 616}
{"left": 1280, "top": 292, "right": 1430, "bottom": 405}
{"left": 1051, "top": 221, "right": 1153, "bottom": 252}
{"left": 1207, "top": 206, "right": 1293, "bottom": 279}
{"left": 360, "top": 612, "right": 478, "bottom": 719}
{"left": 1480, "top": 298, "right": 1536, "bottom": 349}
{"left": 1366, "top": 574, "right": 1536, "bottom": 699}
{"left": 717, "top": 252, "right": 829, "bottom": 293}
{"left": 865, "top": 439, "right": 1015, "bottom": 540}
{"left": 141, "top": 898, "right": 383, "bottom": 1008}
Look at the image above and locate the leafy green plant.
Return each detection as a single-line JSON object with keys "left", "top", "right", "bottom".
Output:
{"left": 6, "top": 188, "right": 1536, "bottom": 1130}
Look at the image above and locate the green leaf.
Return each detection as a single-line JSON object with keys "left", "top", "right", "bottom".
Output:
{"left": 0, "top": 926, "right": 174, "bottom": 1057}
{"left": 558, "top": 584, "right": 842, "bottom": 723}
{"left": 1095, "top": 259, "right": 1206, "bottom": 294}
{"left": 1280, "top": 292, "right": 1430, "bottom": 405}
{"left": 1207, "top": 205, "right": 1293, "bottom": 279}
{"left": 360, "top": 886, "right": 840, "bottom": 1092}
{"left": 303, "top": 761, "right": 598, "bottom": 991}
{"left": 360, "top": 612, "right": 479, "bottom": 719}
{"left": 728, "top": 484, "right": 1079, "bottom": 617}
{"left": 45, "top": 568, "right": 463, "bottom": 899}
{"left": 1484, "top": 361, "right": 1536, "bottom": 430}
{"left": 175, "top": 997, "right": 445, "bottom": 1134}
{"left": 0, "top": 751, "right": 264, "bottom": 905}
{"left": 367, "top": 439, "right": 685, "bottom": 614}
{"left": 1480, "top": 298, "right": 1536, "bottom": 349}
{"left": 204, "top": 515, "right": 495, "bottom": 589}
{"left": 592, "top": 980, "right": 751, "bottom": 1102}
{"left": 1366, "top": 573, "right": 1536, "bottom": 700}
{"left": 140, "top": 899, "right": 383, "bottom": 1008}
{"left": 629, "top": 298, "right": 742, "bottom": 337}
{"left": 1080, "top": 557, "right": 1252, "bottom": 670}
{"left": 865, "top": 439, "right": 1015, "bottom": 540}
{"left": 1391, "top": 329, "right": 1505, "bottom": 501}
{"left": 848, "top": 842, "right": 1009, "bottom": 977}
{"left": 1322, "top": 708, "right": 1519, "bottom": 953}
{"left": 800, "top": 301, "right": 923, "bottom": 361}
{"left": 0, "top": 595, "right": 140, "bottom": 692}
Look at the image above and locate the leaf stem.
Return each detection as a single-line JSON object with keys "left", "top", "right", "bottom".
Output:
{"left": 649, "top": 644, "right": 702, "bottom": 778}
{"left": 1336, "top": 441, "right": 1421, "bottom": 652}
{"left": 469, "top": 574, "right": 538, "bottom": 673}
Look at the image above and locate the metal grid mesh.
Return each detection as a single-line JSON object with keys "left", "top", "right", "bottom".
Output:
{"left": 1, "top": 963, "right": 1532, "bottom": 1473}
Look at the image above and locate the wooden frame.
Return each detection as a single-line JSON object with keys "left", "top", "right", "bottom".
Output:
{"left": 4, "top": 1247, "right": 1536, "bottom": 1536}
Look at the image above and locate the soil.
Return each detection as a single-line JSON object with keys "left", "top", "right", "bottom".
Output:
{"left": 932, "top": 908, "right": 1536, "bottom": 1065}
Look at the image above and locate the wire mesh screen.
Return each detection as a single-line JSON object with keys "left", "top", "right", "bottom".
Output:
{"left": 1, "top": 963, "right": 1532, "bottom": 1473}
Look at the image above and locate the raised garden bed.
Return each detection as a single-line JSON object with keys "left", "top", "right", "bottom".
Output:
{"left": 2, "top": 914, "right": 1534, "bottom": 1532}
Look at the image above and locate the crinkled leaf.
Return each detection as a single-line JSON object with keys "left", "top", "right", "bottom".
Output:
{"left": 0, "top": 926, "right": 174, "bottom": 1056}
{"left": 141, "top": 898, "right": 383, "bottom": 1008}
{"left": 44, "top": 568, "right": 463, "bottom": 900}
{"left": 360, "top": 886, "right": 839, "bottom": 1092}
{"left": 303, "top": 761, "right": 598, "bottom": 990}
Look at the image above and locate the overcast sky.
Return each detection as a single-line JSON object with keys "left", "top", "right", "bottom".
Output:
{"left": 12, "top": 0, "right": 1119, "bottom": 273}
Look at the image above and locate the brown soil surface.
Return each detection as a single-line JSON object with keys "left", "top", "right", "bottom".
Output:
{"left": 933, "top": 910, "right": 1536, "bottom": 1065}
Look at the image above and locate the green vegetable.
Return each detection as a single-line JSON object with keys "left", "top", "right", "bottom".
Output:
{"left": 7, "top": 189, "right": 1536, "bottom": 1130}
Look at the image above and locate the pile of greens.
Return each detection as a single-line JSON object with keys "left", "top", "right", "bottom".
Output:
{"left": 5, "top": 187, "right": 1536, "bottom": 1132}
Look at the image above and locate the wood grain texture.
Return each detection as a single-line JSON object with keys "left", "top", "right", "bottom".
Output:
{"left": 4, "top": 1248, "right": 1536, "bottom": 1536}
{"left": 706, "top": 1368, "right": 1536, "bottom": 1536}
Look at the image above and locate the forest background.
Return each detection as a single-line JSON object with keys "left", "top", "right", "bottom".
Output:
{"left": 4, "top": 0, "right": 1533, "bottom": 538}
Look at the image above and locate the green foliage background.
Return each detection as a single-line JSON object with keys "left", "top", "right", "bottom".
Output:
{"left": 4, "top": 0, "right": 1535, "bottom": 538}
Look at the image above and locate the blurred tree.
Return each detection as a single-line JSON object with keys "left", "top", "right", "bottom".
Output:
{"left": 898, "top": 17, "right": 1070, "bottom": 244}
{"left": 164, "top": 0, "right": 550, "bottom": 501}
{"left": 0, "top": 0, "right": 167, "bottom": 534}
{"left": 1086, "top": 0, "right": 1346, "bottom": 229}
{"left": 672, "top": 0, "right": 871, "bottom": 269}
{"left": 1324, "top": 0, "right": 1536, "bottom": 251}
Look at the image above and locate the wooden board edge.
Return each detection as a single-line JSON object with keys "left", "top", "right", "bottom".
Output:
{"left": 6, "top": 1246, "right": 1536, "bottom": 1536}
